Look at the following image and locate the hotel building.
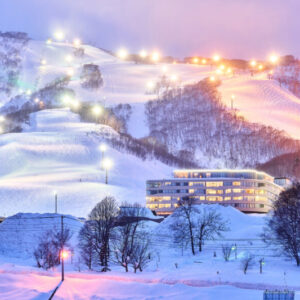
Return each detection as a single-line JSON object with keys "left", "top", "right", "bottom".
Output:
{"left": 146, "top": 169, "right": 289, "bottom": 215}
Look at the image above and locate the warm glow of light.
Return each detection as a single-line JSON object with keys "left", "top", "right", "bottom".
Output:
{"left": 161, "top": 65, "right": 168, "bottom": 73}
{"left": 34, "top": 98, "right": 40, "bottom": 103}
{"left": 46, "top": 39, "right": 52, "bottom": 45}
{"left": 258, "top": 64, "right": 264, "bottom": 70}
{"left": 231, "top": 94, "right": 235, "bottom": 99}
{"left": 269, "top": 54, "right": 279, "bottom": 64}
{"left": 0, "top": 116, "right": 5, "bottom": 122}
{"left": 60, "top": 250, "right": 69, "bottom": 259}
{"left": 250, "top": 60, "right": 257, "bottom": 67}
{"left": 65, "top": 55, "right": 73, "bottom": 63}
{"left": 41, "top": 59, "right": 47, "bottom": 65}
{"left": 73, "top": 38, "right": 81, "bottom": 47}
{"left": 170, "top": 74, "right": 178, "bottom": 81}
{"left": 227, "top": 68, "right": 232, "bottom": 73}
{"left": 209, "top": 76, "right": 216, "bottom": 82}
{"left": 193, "top": 57, "right": 199, "bottom": 64}
{"left": 216, "top": 69, "right": 223, "bottom": 75}
{"left": 99, "top": 143, "right": 107, "bottom": 152}
{"left": 139, "top": 50, "right": 147, "bottom": 58}
{"left": 66, "top": 68, "right": 74, "bottom": 77}
{"left": 201, "top": 59, "right": 207, "bottom": 64}
{"left": 92, "top": 105, "right": 102, "bottom": 116}
{"left": 71, "top": 100, "right": 81, "bottom": 110}
{"left": 54, "top": 31, "right": 64, "bottom": 41}
{"left": 212, "top": 54, "right": 221, "bottom": 62}
{"left": 117, "top": 48, "right": 128, "bottom": 59}
{"left": 151, "top": 52, "right": 160, "bottom": 62}
{"left": 172, "top": 61, "right": 177, "bottom": 65}
{"left": 147, "top": 81, "right": 155, "bottom": 89}
{"left": 102, "top": 158, "right": 113, "bottom": 170}
{"left": 269, "top": 70, "right": 274, "bottom": 75}
{"left": 219, "top": 64, "right": 225, "bottom": 70}
{"left": 62, "top": 95, "right": 72, "bottom": 105}
{"left": 26, "top": 89, "right": 32, "bottom": 96}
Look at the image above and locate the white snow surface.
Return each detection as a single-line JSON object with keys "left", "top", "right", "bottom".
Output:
{"left": 0, "top": 108, "right": 173, "bottom": 218}
{"left": 0, "top": 206, "right": 300, "bottom": 299}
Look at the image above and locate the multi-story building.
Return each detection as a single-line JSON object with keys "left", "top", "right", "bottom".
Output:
{"left": 146, "top": 169, "right": 287, "bottom": 215}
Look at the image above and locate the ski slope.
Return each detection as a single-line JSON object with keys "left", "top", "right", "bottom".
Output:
{"left": 219, "top": 74, "right": 300, "bottom": 139}
{"left": 0, "top": 108, "right": 172, "bottom": 218}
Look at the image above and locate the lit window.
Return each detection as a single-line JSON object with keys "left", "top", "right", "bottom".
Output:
{"left": 207, "top": 189, "right": 217, "bottom": 194}
{"left": 224, "top": 197, "right": 231, "bottom": 201}
{"left": 225, "top": 189, "right": 232, "bottom": 194}
{"left": 206, "top": 181, "right": 223, "bottom": 187}
{"left": 233, "top": 189, "right": 242, "bottom": 193}
{"left": 233, "top": 181, "right": 241, "bottom": 186}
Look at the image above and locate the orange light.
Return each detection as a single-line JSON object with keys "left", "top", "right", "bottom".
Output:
{"left": 61, "top": 250, "right": 69, "bottom": 259}
{"left": 250, "top": 60, "right": 257, "bottom": 67}
{"left": 193, "top": 57, "right": 199, "bottom": 64}
{"left": 219, "top": 64, "right": 225, "bottom": 70}
{"left": 173, "top": 60, "right": 177, "bottom": 65}
{"left": 212, "top": 54, "right": 221, "bottom": 62}
{"left": 258, "top": 64, "right": 264, "bottom": 70}
{"left": 201, "top": 59, "right": 207, "bottom": 64}
{"left": 209, "top": 76, "right": 216, "bottom": 82}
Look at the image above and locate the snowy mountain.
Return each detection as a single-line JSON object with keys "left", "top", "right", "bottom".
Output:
{"left": 0, "top": 33, "right": 300, "bottom": 217}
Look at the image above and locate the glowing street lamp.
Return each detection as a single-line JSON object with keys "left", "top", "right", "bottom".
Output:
{"left": 0, "top": 116, "right": 5, "bottom": 123}
{"left": 66, "top": 68, "right": 74, "bottom": 77}
{"left": 41, "top": 59, "right": 47, "bottom": 65}
{"left": 46, "top": 38, "right": 52, "bottom": 45}
{"left": 54, "top": 31, "right": 64, "bottom": 41}
{"left": 26, "top": 89, "right": 32, "bottom": 96}
{"left": 60, "top": 249, "right": 69, "bottom": 281}
{"left": 139, "top": 50, "right": 147, "bottom": 58}
{"left": 34, "top": 98, "right": 40, "bottom": 104}
{"left": 102, "top": 158, "right": 113, "bottom": 184}
{"left": 201, "top": 58, "right": 207, "bottom": 64}
{"left": 250, "top": 60, "right": 257, "bottom": 67}
{"left": 209, "top": 76, "right": 216, "bottom": 82}
{"left": 193, "top": 57, "right": 199, "bottom": 64}
{"left": 151, "top": 52, "right": 160, "bottom": 63}
{"left": 269, "top": 54, "right": 279, "bottom": 64}
{"left": 147, "top": 81, "right": 155, "bottom": 90}
{"left": 258, "top": 64, "right": 264, "bottom": 71}
{"left": 92, "top": 105, "right": 102, "bottom": 123}
{"left": 73, "top": 38, "right": 81, "bottom": 47}
{"left": 71, "top": 99, "right": 81, "bottom": 110}
{"left": 65, "top": 55, "right": 73, "bottom": 63}
{"left": 212, "top": 54, "right": 221, "bottom": 62}
{"left": 170, "top": 74, "right": 178, "bottom": 82}
{"left": 117, "top": 48, "right": 128, "bottom": 60}
{"left": 99, "top": 143, "right": 107, "bottom": 166}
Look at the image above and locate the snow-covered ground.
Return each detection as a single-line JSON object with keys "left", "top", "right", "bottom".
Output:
{"left": 0, "top": 108, "right": 172, "bottom": 218}
{"left": 0, "top": 206, "right": 300, "bottom": 299}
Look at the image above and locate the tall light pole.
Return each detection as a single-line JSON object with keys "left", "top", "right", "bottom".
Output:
{"left": 99, "top": 143, "right": 107, "bottom": 170}
{"left": 102, "top": 158, "right": 113, "bottom": 184}
{"left": 231, "top": 94, "right": 235, "bottom": 110}
{"left": 54, "top": 191, "right": 58, "bottom": 214}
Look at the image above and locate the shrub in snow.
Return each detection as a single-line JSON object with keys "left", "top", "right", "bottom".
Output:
{"left": 262, "top": 183, "right": 300, "bottom": 266}
{"left": 80, "top": 64, "right": 103, "bottom": 89}
{"left": 241, "top": 254, "right": 255, "bottom": 274}
{"left": 222, "top": 244, "right": 232, "bottom": 262}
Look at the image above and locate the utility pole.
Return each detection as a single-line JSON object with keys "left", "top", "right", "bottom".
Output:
{"left": 61, "top": 215, "right": 64, "bottom": 281}
{"left": 105, "top": 168, "right": 108, "bottom": 184}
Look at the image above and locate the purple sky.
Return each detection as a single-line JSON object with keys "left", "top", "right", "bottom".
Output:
{"left": 0, "top": 0, "right": 299, "bottom": 59}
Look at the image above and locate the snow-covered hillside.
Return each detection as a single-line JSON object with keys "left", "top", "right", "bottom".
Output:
{"left": 0, "top": 108, "right": 172, "bottom": 217}
{"left": 219, "top": 73, "right": 300, "bottom": 139}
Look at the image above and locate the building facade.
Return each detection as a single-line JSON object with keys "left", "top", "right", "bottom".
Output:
{"left": 146, "top": 169, "right": 286, "bottom": 215}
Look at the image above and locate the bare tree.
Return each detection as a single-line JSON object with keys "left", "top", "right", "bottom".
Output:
{"left": 170, "top": 197, "right": 197, "bottom": 255}
{"left": 241, "top": 255, "right": 255, "bottom": 274}
{"left": 34, "top": 228, "right": 72, "bottom": 270}
{"left": 112, "top": 203, "right": 145, "bottom": 272}
{"left": 130, "top": 235, "right": 152, "bottom": 273}
{"left": 222, "top": 244, "right": 232, "bottom": 262}
{"left": 196, "top": 208, "right": 229, "bottom": 252}
{"left": 78, "top": 221, "right": 95, "bottom": 270}
{"left": 88, "top": 196, "right": 119, "bottom": 271}
{"left": 262, "top": 183, "right": 300, "bottom": 266}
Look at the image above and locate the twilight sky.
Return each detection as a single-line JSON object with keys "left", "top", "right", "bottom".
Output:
{"left": 0, "top": 0, "right": 299, "bottom": 59}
